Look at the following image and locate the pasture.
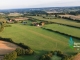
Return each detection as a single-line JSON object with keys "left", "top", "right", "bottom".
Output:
{"left": 0, "top": 23, "right": 80, "bottom": 60}
{"left": 51, "top": 55, "right": 61, "bottom": 60}
{"left": 29, "top": 16, "right": 80, "bottom": 27}
{"left": 43, "top": 24, "right": 80, "bottom": 38}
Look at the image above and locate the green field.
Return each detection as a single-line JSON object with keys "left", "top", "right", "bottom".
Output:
{"left": 43, "top": 24, "right": 80, "bottom": 38}
{"left": 0, "top": 24, "right": 80, "bottom": 60}
{"left": 51, "top": 55, "right": 61, "bottom": 60}
{"left": 29, "top": 16, "right": 80, "bottom": 27}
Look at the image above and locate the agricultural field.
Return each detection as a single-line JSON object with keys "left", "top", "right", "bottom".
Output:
{"left": 0, "top": 23, "right": 80, "bottom": 60}
{"left": 0, "top": 18, "right": 7, "bottom": 22}
{"left": 51, "top": 55, "right": 61, "bottom": 60}
{"left": 0, "top": 41, "right": 19, "bottom": 60}
{"left": 43, "top": 24, "right": 80, "bottom": 38}
{"left": 29, "top": 16, "right": 80, "bottom": 27}
{"left": 59, "top": 15, "right": 80, "bottom": 20}
{"left": 0, "top": 41, "right": 19, "bottom": 55}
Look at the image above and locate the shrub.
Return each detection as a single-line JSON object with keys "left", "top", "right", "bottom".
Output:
{"left": 39, "top": 54, "right": 51, "bottom": 60}
{"left": 15, "top": 48, "right": 34, "bottom": 56}
{"left": 3, "top": 51, "right": 17, "bottom": 60}
{"left": 4, "top": 25, "right": 11, "bottom": 27}
{"left": 15, "top": 48, "right": 25, "bottom": 56}
{"left": 17, "top": 43, "right": 30, "bottom": 49}
{"left": 0, "top": 22, "right": 4, "bottom": 32}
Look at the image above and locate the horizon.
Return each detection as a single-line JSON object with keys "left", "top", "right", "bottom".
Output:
{"left": 0, "top": 6, "right": 80, "bottom": 10}
{"left": 0, "top": 0, "right": 80, "bottom": 9}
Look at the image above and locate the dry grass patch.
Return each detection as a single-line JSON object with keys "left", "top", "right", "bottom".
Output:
{"left": 73, "top": 53, "right": 80, "bottom": 60}
{"left": 0, "top": 40, "right": 19, "bottom": 55}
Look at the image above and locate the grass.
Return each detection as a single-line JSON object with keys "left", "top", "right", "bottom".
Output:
{"left": 0, "top": 18, "right": 7, "bottom": 22}
{"left": 43, "top": 24, "right": 80, "bottom": 38}
{"left": 29, "top": 16, "right": 80, "bottom": 27}
{"left": 51, "top": 55, "right": 61, "bottom": 60}
{"left": 0, "top": 23, "right": 80, "bottom": 60}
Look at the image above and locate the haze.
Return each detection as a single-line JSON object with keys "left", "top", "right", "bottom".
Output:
{"left": 0, "top": 0, "right": 80, "bottom": 9}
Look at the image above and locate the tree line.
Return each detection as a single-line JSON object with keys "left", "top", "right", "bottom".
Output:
{"left": 39, "top": 50, "right": 76, "bottom": 60}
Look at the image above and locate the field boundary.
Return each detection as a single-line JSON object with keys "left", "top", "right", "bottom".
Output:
{"left": 29, "top": 17, "right": 80, "bottom": 29}
{"left": 41, "top": 27, "right": 80, "bottom": 40}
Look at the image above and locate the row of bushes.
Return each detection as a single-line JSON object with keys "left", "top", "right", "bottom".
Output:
{"left": 29, "top": 17, "right": 80, "bottom": 29}
{"left": 15, "top": 48, "right": 34, "bottom": 55}
{"left": 0, "top": 22, "right": 12, "bottom": 32}
{"left": 39, "top": 20, "right": 80, "bottom": 29}
{"left": 59, "top": 16, "right": 80, "bottom": 23}
{"left": 3, "top": 48, "right": 34, "bottom": 60}
{"left": 42, "top": 16, "right": 57, "bottom": 19}
{"left": 28, "top": 18, "right": 38, "bottom": 22}
{"left": 42, "top": 27, "right": 80, "bottom": 40}
{"left": 39, "top": 50, "right": 75, "bottom": 60}
{"left": 0, "top": 22, "right": 4, "bottom": 32}
{"left": 4, "top": 24, "right": 12, "bottom": 27}
{"left": 0, "top": 37, "right": 31, "bottom": 49}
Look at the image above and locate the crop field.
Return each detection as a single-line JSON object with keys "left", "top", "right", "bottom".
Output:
{"left": 0, "top": 23, "right": 80, "bottom": 60}
{"left": 29, "top": 16, "right": 80, "bottom": 27}
{"left": 43, "top": 24, "right": 80, "bottom": 38}
{"left": 59, "top": 15, "right": 80, "bottom": 20}
{"left": 0, "top": 18, "right": 7, "bottom": 22}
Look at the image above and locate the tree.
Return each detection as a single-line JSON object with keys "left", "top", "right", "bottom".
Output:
{"left": 55, "top": 14, "right": 58, "bottom": 17}
{"left": 15, "top": 48, "right": 24, "bottom": 56}
{"left": 0, "top": 22, "right": 4, "bottom": 32}
{"left": 3, "top": 51, "right": 17, "bottom": 60}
